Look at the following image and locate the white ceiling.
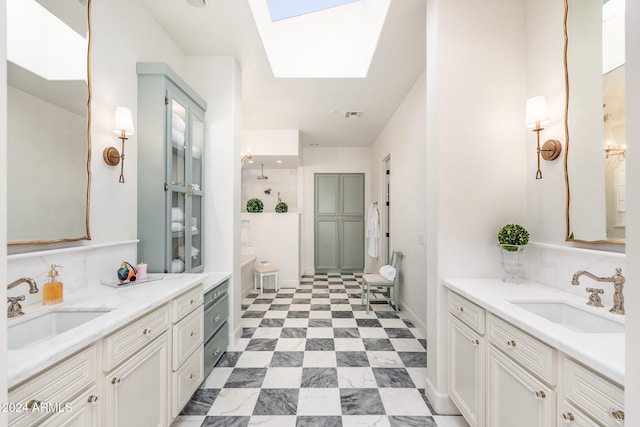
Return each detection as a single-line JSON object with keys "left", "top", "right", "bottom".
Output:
{"left": 140, "top": 0, "right": 426, "bottom": 148}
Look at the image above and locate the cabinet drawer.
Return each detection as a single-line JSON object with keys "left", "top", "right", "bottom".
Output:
{"left": 39, "top": 385, "right": 99, "bottom": 427}
{"left": 564, "top": 358, "right": 624, "bottom": 426}
{"left": 173, "top": 306, "right": 204, "bottom": 370}
{"left": 559, "top": 400, "right": 601, "bottom": 427}
{"left": 9, "top": 345, "right": 97, "bottom": 427}
{"left": 172, "top": 285, "right": 204, "bottom": 322}
{"left": 103, "top": 304, "right": 171, "bottom": 371}
{"left": 205, "top": 323, "right": 229, "bottom": 378}
{"left": 205, "top": 280, "right": 228, "bottom": 308}
{"left": 448, "top": 291, "right": 485, "bottom": 334}
{"left": 172, "top": 345, "right": 204, "bottom": 418}
{"left": 205, "top": 294, "right": 229, "bottom": 342}
{"left": 487, "top": 314, "right": 556, "bottom": 385}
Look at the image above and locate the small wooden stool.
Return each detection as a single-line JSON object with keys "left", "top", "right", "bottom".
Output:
{"left": 254, "top": 265, "right": 280, "bottom": 293}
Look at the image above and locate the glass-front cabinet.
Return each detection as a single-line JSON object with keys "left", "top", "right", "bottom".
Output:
{"left": 137, "top": 63, "right": 207, "bottom": 273}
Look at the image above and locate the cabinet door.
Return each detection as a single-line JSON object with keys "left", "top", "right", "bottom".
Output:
{"left": 449, "top": 316, "right": 485, "bottom": 427}
{"left": 105, "top": 333, "right": 170, "bottom": 427}
{"left": 187, "top": 109, "right": 204, "bottom": 272}
{"left": 488, "top": 347, "right": 555, "bottom": 427}
{"left": 315, "top": 218, "right": 340, "bottom": 270}
{"left": 341, "top": 217, "right": 364, "bottom": 271}
{"left": 559, "top": 401, "right": 601, "bottom": 426}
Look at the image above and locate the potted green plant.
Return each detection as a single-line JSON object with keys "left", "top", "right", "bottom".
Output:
{"left": 275, "top": 202, "right": 288, "bottom": 213}
{"left": 497, "top": 224, "right": 529, "bottom": 283}
{"left": 246, "top": 198, "right": 264, "bottom": 213}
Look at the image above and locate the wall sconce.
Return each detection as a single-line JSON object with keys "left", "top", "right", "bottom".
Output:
{"left": 103, "top": 107, "right": 135, "bottom": 183}
{"left": 241, "top": 148, "right": 253, "bottom": 165}
{"left": 525, "top": 96, "right": 562, "bottom": 179}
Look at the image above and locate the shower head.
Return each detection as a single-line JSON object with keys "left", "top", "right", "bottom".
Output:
{"left": 257, "top": 164, "right": 268, "bottom": 180}
{"left": 264, "top": 188, "right": 272, "bottom": 195}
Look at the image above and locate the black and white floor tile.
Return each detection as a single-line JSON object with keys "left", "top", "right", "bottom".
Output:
{"left": 172, "top": 273, "right": 469, "bottom": 427}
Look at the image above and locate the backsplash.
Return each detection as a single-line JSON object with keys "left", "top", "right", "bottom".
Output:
{"left": 7, "top": 241, "right": 137, "bottom": 308}
{"left": 524, "top": 242, "right": 626, "bottom": 307}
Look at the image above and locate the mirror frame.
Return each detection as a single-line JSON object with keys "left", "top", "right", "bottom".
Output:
{"left": 8, "top": 0, "right": 92, "bottom": 246}
{"left": 563, "top": 0, "right": 624, "bottom": 246}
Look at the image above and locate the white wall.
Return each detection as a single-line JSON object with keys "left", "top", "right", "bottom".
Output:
{"left": 0, "top": 0, "right": 8, "bottom": 418}
{"left": 302, "top": 147, "right": 372, "bottom": 275}
{"left": 186, "top": 56, "right": 243, "bottom": 340}
{"left": 370, "top": 71, "right": 427, "bottom": 331}
{"left": 242, "top": 167, "right": 299, "bottom": 212}
{"left": 624, "top": 0, "right": 640, "bottom": 423}
{"left": 425, "top": 0, "right": 528, "bottom": 412}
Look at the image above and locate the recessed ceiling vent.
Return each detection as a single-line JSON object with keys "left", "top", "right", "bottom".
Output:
{"left": 344, "top": 111, "right": 362, "bottom": 118}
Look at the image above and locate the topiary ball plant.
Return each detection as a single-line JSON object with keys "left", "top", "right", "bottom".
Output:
{"left": 246, "top": 198, "right": 264, "bottom": 213}
{"left": 275, "top": 202, "right": 288, "bottom": 213}
{"left": 498, "top": 224, "right": 530, "bottom": 252}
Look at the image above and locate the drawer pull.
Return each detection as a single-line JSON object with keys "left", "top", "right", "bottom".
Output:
{"left": 456, "top": 306, "right": 464, "bottom": 313}
{"left": 214, "top": 314, "right": 221, "bottom": 322}
{"left": 213, "top": 348, "right": 220, "bottom": 356}
{"left": 87, "top": 395, "right": 99, "bottom": 404}
{"left": 111, "top": 378, "right": 121, "bottom": 385}
{"left": 506, "top": 340, "right": 516, "bottom": 348}
{"left": 609, "top": 408, "right": 625, "bottom": 422}
{"left": 534, "top": 391, "right": 546, "bottom": 399}
{"left": 27, "top": 399, "right": 41, "bottom": 409}
{"left": 190, "top": 299, "right": 196, "bottom": 304}
{"left": 471, "top": 339, "right": 480, "bottom": 345}
{"left": 143, "top": 328, "right": 152, "bottom": 336}
{"left": 190, "top": 331, "right": 197, "bottom": 337}
{"left": 214, "top": 291, "right": 220, "bottom": 298}
{"left": 189, "top": 373, "right": 196, "bottom": 379}
{"left": 561, "top": 411, "right": 574, "bottom": 422}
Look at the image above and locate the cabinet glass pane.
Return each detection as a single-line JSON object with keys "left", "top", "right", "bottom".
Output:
{"left": 170, "top": 99, "right": 187, "bottom": 188}
{"left": 192, "top": 113, "right": 204, "bottom": 189}
{"left": 171, "top": 191, "right": 186, "bottom": 273}
{"left": 190, "top": 195, "right": 203, "bottom": 270}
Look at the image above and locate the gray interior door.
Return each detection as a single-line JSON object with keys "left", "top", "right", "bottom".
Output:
{"left": 314, "top": 173, "right": 365, "bottom": 272}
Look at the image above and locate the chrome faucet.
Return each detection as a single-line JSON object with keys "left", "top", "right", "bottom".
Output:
{"left": 7, "top": 277, "right": 39, "bottom": 318}
{"left": 571, "top": 268, "right": 625, "bottom": 315}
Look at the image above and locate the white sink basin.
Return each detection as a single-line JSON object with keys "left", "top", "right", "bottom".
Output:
{"left": 512, "top": 302, "right": 624, "bottom": 334}
{"left": 8, "top": 310, "right": 111, "bottom": 350}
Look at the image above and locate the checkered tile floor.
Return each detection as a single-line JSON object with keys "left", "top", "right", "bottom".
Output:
{"left": 172, "top": 273, "right": 468, "bottom": 427}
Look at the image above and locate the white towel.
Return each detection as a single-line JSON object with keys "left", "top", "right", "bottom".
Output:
{"left": 171, "top": 222, "right": 184, "bottom": 232}
{"left": 240, "top": 228, "right": 251, "bottom": 245}
{"left": 171, "top": 207, "right": 184, "bottom": 222}
{"left": 172, "top": 129, "right": 185, "bottom": 147}
{"left": 178, "top": 245, "right": 200, "bottom": 260}
{"left": 171, "top": 259, "right": 185, "bottom": 273}
{"left": 378, "top": 265, "right": 396, "bottom": 281}
{"left": 172, "top": 113, "right": 186, "bottom": 132}
{"left": 367, "top": 203, "right": 380, "bottom": 258}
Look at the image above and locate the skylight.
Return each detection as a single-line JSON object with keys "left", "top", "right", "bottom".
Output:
{"left": 249, "top": 0, "right": 390, "bottom": 78}
{"left": 266, "top": 0, "right": 361, "bottom": 22}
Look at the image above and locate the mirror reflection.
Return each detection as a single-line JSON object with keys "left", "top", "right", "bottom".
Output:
{"left": 565, "top": 0, "right": 625, "bottom": 244}
{"left": 6, "top": 0, "right": 91, "bottom": 245}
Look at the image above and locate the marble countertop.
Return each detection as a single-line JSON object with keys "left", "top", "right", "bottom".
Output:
{"left": 443, "top": 278, "right": 625, "bottom": 386}
{"left": 7, "top": 273, "right": 221, "bottom": 388}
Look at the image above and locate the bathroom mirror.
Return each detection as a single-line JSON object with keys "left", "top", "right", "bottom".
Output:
{"left": 6, "top": 0, "right": 92, "bottom": 245}
{"left": 564, "top": 0, "right": 625, "bottom": 244}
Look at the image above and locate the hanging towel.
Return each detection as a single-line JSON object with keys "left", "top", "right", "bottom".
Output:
{"left": 378, "top": 265, "right": 396, "bottom": 281}
{"left": 367, "top": 203, "right": 380, "bottom": 258}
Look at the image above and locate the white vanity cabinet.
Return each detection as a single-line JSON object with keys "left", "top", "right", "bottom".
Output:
{"left": 8, "top": 345, "right": 99, "bottom": 427}
{"left": 102, "top": 305, "right": 171, "bottom": 426}
{"left": 170, "top": 286, "right": 205, "bottom": 418}
{"left": 447, "top": 288, "right": 624, "bottom": 427}
{"left": 448, "top": 292, "right": 486, "bottom": 427}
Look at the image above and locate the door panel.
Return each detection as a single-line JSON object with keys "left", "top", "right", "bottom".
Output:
{"left": 341, "top": 218, "right": 364, "bottom": 271}
{"left": 341, "top": 174, "right": 365, "bottom": 216}
{"left": 315, "top": 174, "right": 340, "bottom": 215}
{"left": 315, "top": 219, "right": 339, "bottom": 270}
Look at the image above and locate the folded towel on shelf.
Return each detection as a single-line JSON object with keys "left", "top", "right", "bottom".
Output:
{"left": 172, "top": 129, "right": 185, "bottom": 147}
{"left": 172, "top": 113, "right": 186, "bottom": 132}
{"left": 178, "top": 245, "right": 200, "bottom": 260}
{"left": 378, "top": 265, "right": 396, "bottom": 281}
{"left": 171, "top": 259, "right": 185, "bottom": 273}
{"left": 171, "top": 207, "right": 184, "bottom": 222}
{"left": 171, "top": 222, "right": 184, "bottom": 232}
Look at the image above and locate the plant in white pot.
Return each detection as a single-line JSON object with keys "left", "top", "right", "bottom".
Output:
{"left": 497, "top": 224, "right": 529, "bottom": 283}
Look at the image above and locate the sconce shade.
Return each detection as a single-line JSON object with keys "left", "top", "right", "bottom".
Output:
{"left": 525, "top": 96, "right": 550, "bottom": 129}
{"left": 113, "top": 107, "right": 135, "bottom": 136}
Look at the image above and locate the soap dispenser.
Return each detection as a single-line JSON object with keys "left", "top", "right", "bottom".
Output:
{"left": 43, "top": 264, "right": 63, "bottom": 305}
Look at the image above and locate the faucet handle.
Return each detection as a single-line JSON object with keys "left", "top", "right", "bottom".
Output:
{"left": 585, "top": 288, "right": 604, "bottom": 307}
{"left": 7, "top": 295, "right": 25, "bottom": 303}
{"left": 7, "top": 295, "right": 26, "bottom": 318}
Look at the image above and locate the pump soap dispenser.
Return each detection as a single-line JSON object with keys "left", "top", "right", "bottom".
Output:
{"left": 43, "top": 264, "right": 63, "bottom": 305}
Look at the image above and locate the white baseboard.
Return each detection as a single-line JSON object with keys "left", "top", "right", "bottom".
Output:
{"left": 397, "top": 299, "right": 426, "bottom": 338}
{"left": 425, "top": 375, "right": 460, "bottom": 415}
